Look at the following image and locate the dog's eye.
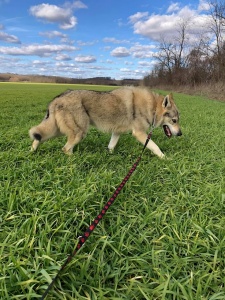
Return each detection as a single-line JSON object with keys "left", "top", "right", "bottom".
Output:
{"left": 172, "top": 119, "right": 177, "bottom": 123}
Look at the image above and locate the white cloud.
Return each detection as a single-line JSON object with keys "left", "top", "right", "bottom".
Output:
{"left": 55, "top": 54, "right": 72, "bottom": 61}
{"left": 75, "top": 55, "right": 97, "bottom": 63}
{"left": 120, "top": 68, "right": 147, "bottom": 78}
{"left": 0, "top": 24, "right": 4, "bottom": 30}
{"left": 198, "top": 0, "right": 211, "bottom": 12}
{"left": 111, "top": 47, "right": 130, "bottom": 57}
{"left": 129, "top": 12, "right": 149, "bottom": 24}
{"left": 55, "top": 61, "right": 83, "bottom": 74}
{"left": 77, "top": 40, "right": 98, "bottom": 46}
{"left": 167, "top": 2, "right": 180, "bottom": 13}
{"left": 117, "top": 18, "right": 126, "bottom": 27}
{"left": 103, "top": 37, "right": 130, "bottom": 44}
{"left": 0, "top": 31, "right": 21, "bottom": 44}
{"left": 138, "top": 61, "right": 153, "bottom": 67}
{"left": 32, "top": 60, "right": 47, "bottom": 66}
{"left": 109, "top": 44, "right": 155, "bottom": 60}
{"left": 39, "top": 31, "right": 67, "bottom": 39}
{"left": 87, "top": 65, "right": 110, "bottom": 70}
{"left": 129, "top": 5, "right": 210, "bottom": 42}
{"left": 120, "top": 68, "right": 131, "bottom": 72}
{"left": 0, "top": 55, "right": 19, "bottom": 64}
{"left": 130, "top": 44, "right": 155, "bottom": 58}
{"left": 70, "top": 1, "right": 88, "bottom": 9}
{"left": 131, "top": 14, "right": 177, "bottom": 40}
{"left": 39, "top": 31, "right": 75, "bottom": 44}
{"left": 0, "top": 44, "right": 78, "bottom": 56}
{"left": 29, "top": 3, "right": 80, "bottom": 29}
{"left": 125, "top": 61, "right": 133, "bottom": 65}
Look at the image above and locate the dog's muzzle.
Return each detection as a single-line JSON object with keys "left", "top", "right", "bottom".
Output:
{"left": 163, "top": 125, "right": 182, "bottom": 137}
{"left": 163, "top": 125, "right": 172, "bottom": 138}
{"left": 177, "top": 130, "right": 182, "bottom": 136}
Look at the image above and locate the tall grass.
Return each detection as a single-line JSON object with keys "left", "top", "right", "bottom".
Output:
{"left": 0, "top": 83, "right": 225, "bottom": 299}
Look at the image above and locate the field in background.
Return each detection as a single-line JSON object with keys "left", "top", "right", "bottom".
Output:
{"left": 0, "top": 83, "right": 225, "bottom": 299}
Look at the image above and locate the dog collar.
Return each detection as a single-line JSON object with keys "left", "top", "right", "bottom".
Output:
{"left": 152, "top": 111, "right": 157, "bottom": 128}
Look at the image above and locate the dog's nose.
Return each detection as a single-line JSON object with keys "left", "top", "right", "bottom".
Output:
{"left": 177, "top": 130, "right": 182, "bottom": 136}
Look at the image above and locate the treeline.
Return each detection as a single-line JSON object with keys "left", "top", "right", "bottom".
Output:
{"left": 0, "top": 73, "right": 139, "bottom": 86}
{"left": 143, "top": 0, "right": 225, "bottom": 87}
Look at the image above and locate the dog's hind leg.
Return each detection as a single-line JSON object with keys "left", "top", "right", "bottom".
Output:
{"left": 108, "top": 132, "right": 120, "bottom": 153}
{"left": 58, "top": 112, "right": 89, "bottom": 155}
{"left": 132, "top": 130, "right": 165, "bottom": 158}
{"left": 62, "top": 131, "right": 86, "bottom": 155}
{"left": 31, "top": 139, "right": 40, "bottom": 151}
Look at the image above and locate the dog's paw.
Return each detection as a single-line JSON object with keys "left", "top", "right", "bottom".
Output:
{"left": 159, "top": 153, "right": 172, "bottom": 160}
{"left": 158, "top": 152, "right": 165, "bottom": 159}
{"left": 62, "top": 147, "right": 73, "bottom": 155}
{"left": 108, "top": 148, "right": 114, "bottom": 154}
{"left": 164, "top": 155, "right": 172, "bottom": 161}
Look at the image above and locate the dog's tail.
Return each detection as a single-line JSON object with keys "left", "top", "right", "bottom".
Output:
{"left": 29, "top": 126, "right": 43, "bottom": 142}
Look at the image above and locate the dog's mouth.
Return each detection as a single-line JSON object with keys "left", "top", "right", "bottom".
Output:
{"left": 163, "top": 125, "right": 172, "bottom": 138}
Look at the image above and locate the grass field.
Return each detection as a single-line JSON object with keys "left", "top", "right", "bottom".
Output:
{"left": 0, "top": 82, "right": 225, "bottom": 300}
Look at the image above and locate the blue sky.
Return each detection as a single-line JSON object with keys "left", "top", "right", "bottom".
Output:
{"left": 0, "top": 0, "right": 211, "bottom": 79}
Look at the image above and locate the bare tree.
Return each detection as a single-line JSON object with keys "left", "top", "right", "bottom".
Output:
{"left": 153, "top": 19, "right": 191, "bottom": 84}
{"left": 144, "top": 1, "right": 225, "bottom": 87}
{"left": 207, "top": 0, "right": 225, "bottom": 79}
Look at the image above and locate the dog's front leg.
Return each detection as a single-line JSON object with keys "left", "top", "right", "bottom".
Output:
{"left": 108, "top": 133, "right": 120, "bottom": 153}
{"left": 132, "top": 130, "right": 165, "bottom": 158}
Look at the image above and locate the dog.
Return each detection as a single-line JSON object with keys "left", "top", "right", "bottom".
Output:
{"left": 29, "top": 86, "right": 182, "bottom": 158}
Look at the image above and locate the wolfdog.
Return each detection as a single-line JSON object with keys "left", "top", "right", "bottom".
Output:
{"left": 29, "top": 86, "right": 182, "bottom": 158}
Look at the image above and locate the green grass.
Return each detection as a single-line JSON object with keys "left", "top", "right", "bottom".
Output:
{"left": 0, "top": 82, "right": 225, "bottom": 300}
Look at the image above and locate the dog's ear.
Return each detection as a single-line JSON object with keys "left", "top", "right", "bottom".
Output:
{"left": 162, "top": 95, "right": 172, "bottom": 108}
{"left": 169, "top": 92, "right": 173, "bottom": 99}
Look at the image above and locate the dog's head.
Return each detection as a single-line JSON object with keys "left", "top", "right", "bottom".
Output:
{"left": 157, "top": 93, "right": 182, "bottom": 138}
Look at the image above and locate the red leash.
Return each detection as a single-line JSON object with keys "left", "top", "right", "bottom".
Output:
{"left": 40, "top": 130, "right": 153, "bottom": 299}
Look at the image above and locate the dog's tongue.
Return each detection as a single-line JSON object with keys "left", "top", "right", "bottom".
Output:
{"left": 163, "top": 125, "right": 172, "bottom": 138}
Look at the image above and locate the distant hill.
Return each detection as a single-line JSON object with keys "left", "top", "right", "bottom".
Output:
{"left": 0, "top": 73, "right": 140, "bottom": 86}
